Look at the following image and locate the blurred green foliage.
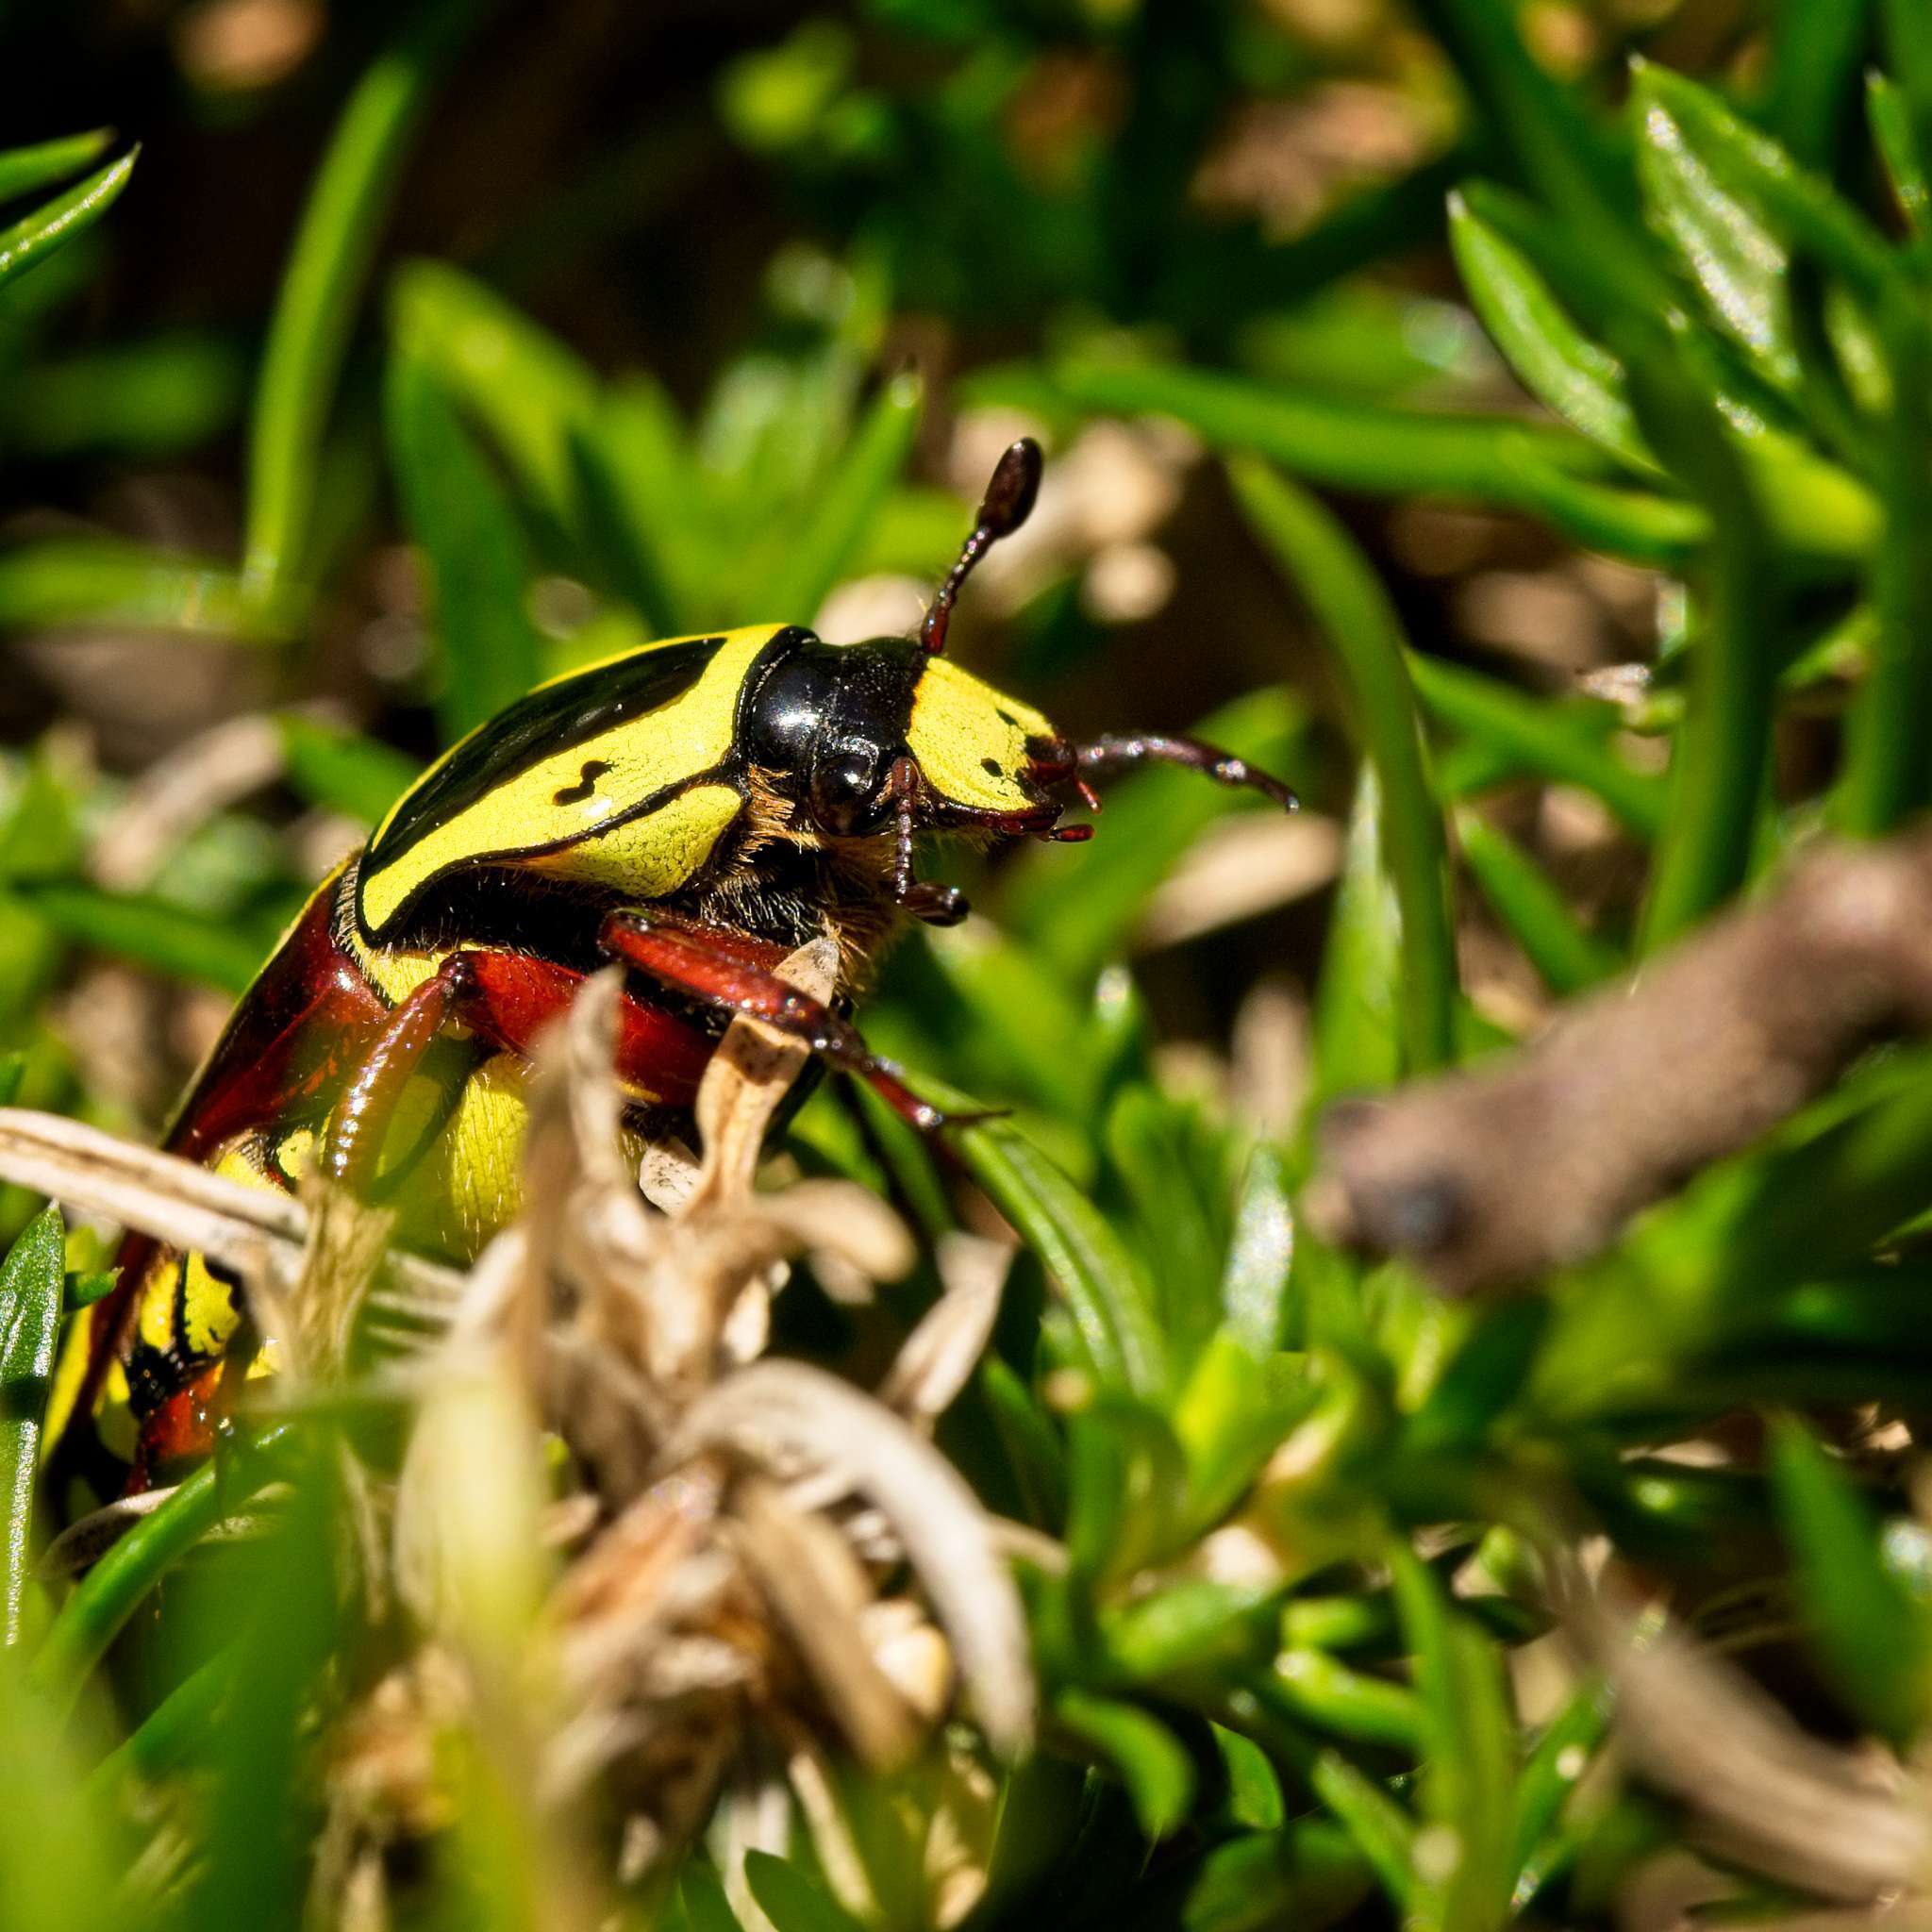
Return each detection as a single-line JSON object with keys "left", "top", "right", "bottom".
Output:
{"left": 7, "top": 2, "right": 1932, "bottom": 1927}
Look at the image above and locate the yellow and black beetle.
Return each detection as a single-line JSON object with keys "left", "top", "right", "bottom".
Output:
{"left": 52, "top": 439, "right": 1293, "bottom": 1494}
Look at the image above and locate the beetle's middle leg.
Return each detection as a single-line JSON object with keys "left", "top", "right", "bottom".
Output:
{"left": 599, "top": 909, "right": 979, "bottom": 1134}
{"left": 323, "top": 953, "right": 482, "bottom": 1194}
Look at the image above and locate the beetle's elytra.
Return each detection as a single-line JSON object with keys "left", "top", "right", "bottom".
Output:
{"left": 49, "top": 439, "right": 1295, "bottom": 1500}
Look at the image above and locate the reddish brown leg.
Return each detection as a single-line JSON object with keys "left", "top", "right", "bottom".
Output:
{"left": 599, "top": 910, "right": 984, "bottom": 1134}
{"left": 324, "top": 954, "right": 479, "bottom": 1192}
{"left": 1077, "top": 733, "right": 1298, "bottom": 811}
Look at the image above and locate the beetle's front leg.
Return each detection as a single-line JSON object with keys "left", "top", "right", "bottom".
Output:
{"left": 599, "top": 910, "right": 979, "bottom": 1134}
{"left": 324, "top": 953, "right": 481, "bottom": 1193}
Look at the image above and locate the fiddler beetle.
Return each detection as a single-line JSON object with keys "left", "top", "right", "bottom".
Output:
{"left": 49, "top": 439, "right": 1294, "bottom": 1496}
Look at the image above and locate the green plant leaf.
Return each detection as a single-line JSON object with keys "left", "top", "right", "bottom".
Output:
{"left": 1870, "top": 72, "right": 1931, "bottom": 233}
{"left": 946, "top": 1097, "right": 1166, "bottom": 1396}
{"left": 385, "top": 344, "right": 544, "bottom": 744}
{"left": 0, "top": 129, "right": 115, "bottom": 206}
{"left": 1221, "top": 1144, "right": 1294, "bottom": 1357}
{"left": 1266, "top": 1647, "right": 1425, "bottom": 1752}
{"left": 1232, "top": 458, "right": 1457, "bottom": 1075}
{"left": 1309, "top": 1752, "right": 1415, "bottom": 1909}
{"left": 31, "top": 1423, "right": 296, "bottom": 1716}
{"left": 1631, "top": 330, "right": 1781, "bottom": 950}
{"left": 1507, "top": 1678, "right": 1609, "bottom": 1902}
{"left": 1770, "top": 1416, "right": 1932, "bottom": 1743}
{"left": 0, "top": 539, "right": 291, "bottom": 641}
{"left": 742, "top": 1851, "right": 867, "bottom": 1932}
{"left": 20, "top": 883, "right": 266, "bottom": 993}
{"left": 278, "top": 714, "right": 418, "bottom": 825}
{"left": 242, "top": 0, "right": 486, "bottom": 602}
{"left": 1056, "top": 1690, "right": 1197, "bottom": 1840}
{"left": 0, "top": 1207, "right": 62, "bottom": 1645}
{"left": 1311, "top": 767, "right": 1404, "bottom": 1103}
{"left": 1447, "top": 193, "right": 1652, "bottom": 473}
{"left": 0, "top": 148, "right": 135, "bottom": 297}
{"left": 1118, "top": 1821, "right": 1370, "bottom": 1932}
{"left": 1056, "top": 358, "right": 1705, "bottom": 566}
{"left": 390, "top": 258, "right": 600, "bottom": 534}
{"left": 1455, "top": 811, "right": 1619, "bottom": 996}
{"left": 1835, "top": 293, "right": 1932, "bottom": 835}
{"left": 1765, "top": 0, "right": 1877, "bottom": 165}
{"left": 762, "top": 368, "right": 922, "bottom": 623}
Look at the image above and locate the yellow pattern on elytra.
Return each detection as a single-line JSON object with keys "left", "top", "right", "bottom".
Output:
{"left": 358, "top": 626, "right": 774, "bottom": 934}
{"left": 905, "top": 657, "right": 1057, "bottom": 814}
{"left": 526, "top": 781, "right": 742, "bottom": 899}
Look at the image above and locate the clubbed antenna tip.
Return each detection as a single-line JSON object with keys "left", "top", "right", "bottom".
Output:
{"left": 919, "top": 437, "right": 1043, "bottom": 656}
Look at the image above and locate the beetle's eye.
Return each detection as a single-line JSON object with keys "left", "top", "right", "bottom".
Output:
{"left": 808, "top": 750, "right": 887, "bottom": 835}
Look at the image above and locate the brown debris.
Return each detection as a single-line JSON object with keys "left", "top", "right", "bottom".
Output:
{"left": 1307, "top": 825, "right": 1932, "bottom": 1294}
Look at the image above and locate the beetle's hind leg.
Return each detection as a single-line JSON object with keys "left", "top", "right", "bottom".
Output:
{"left": 599, "top": 909, "right": 987, "bottom": 1135}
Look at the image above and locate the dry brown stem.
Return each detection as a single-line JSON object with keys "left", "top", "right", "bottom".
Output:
{"left": 1307, "top": 826, "right": 1932, "bottom": 1293}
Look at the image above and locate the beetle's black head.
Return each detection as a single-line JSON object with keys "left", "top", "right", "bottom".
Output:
{"left": 740, "top": 625, "right": 1075, "bottom": 842}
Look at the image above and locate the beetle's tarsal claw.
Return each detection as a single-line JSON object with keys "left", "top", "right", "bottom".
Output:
{"left": 919, "top": 436, "right": 1045, "bottom": 656}
{"left": 902, "top": 881, "right": 969, "bottom": 926}
{"left": 1074, "top": 732, "right": 1298, "bottom": 812}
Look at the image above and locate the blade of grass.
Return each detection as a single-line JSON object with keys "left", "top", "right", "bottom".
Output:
{"left": 1446, "top": 192, "right": 1653, "bottom": 474}
{"left": 1834, "top": 294, "right": 1932, "bottom": 835}
{"left": 31, "top": 1422, "right": 296, "bottom": 1715}
{"left": 21, "top": 883, "right": 265, "bottom": 994}
{"left": 1869, "top": 73, "right": 1931, "bottom": 234}
{"left": 242, "top": 0, "right": 487, "bottom": 604}
{"left": 1407, "top": 653, "right": 1664, "bottom": 836}
{"left": 1056, "top": 1690, "right": 1196, "bottom": 1840}
{"left": 1455, "top": 810, "right": 1620, "bottom": 996}
{"left": 1885, "top": 0, "right": 1932, "bottom": 188}
{"left": 1311, "top": 768, "right": 1405, "bottom": 1102}
{"left": 0, "top": 539, "right": 291, "bottom": 641}
{"left": 277, "top": 713, "right": 417, "bottom": 824}
{"left": 1765, "top": 0, "right": 1877, "bottom": 165}
{"left": 1231, "top": 458, "right": 1457, "bottom": 1074}
{"left": 762, "top": 369, "right": 923, "bottom": 624}
{"left": 1769, "top": 1415, "right": 1932, "bottom": 1744}
{"left": 385, "top": 344, "right": 543, "bottom": 743}
{"left": 0, "top": 148, "right": 136, "bottom": 296}
{"left": 1633, "top": 334, "right": 1782, "bottom": 951}
{"left": 0, "top": 129, "right": 114, "bottom": 205}
{"left": 928, "top": 1077, "right": 1164, "bottom": 1396}
{"left": 0, "top": 1207, "right": 63, "bottom": 1644}
{"left": 1056, "top": 358, "right": 1707, "bottom": 567}
{"left": 1309, "top": 1752, "right": 1415, "bottom": 1910}
{"left": 1507, "top": 1678, "right": 1607, "bottom": 1898}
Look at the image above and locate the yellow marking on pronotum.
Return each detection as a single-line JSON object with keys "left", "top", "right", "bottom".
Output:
{"left": 905, "top": 656, "right": 1056, "bottom": 815}
{"left": 359, "top": 627, "right": 774, "bottom": 935}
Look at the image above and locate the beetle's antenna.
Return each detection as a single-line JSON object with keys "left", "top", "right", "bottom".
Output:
{"left": 920, "top": 437, "right": 1043, "bottom": 655}
{"left": 1077, "top": 734, "right": 1299, "bottom": 811}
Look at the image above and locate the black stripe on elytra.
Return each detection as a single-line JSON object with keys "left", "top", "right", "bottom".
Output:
{"left": 364, "top": 634, "right": 732, "bottom": 884}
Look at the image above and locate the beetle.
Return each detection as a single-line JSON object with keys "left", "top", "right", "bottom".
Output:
{"left": 48, "top": 439, "right": 1294, "bottom": 1498}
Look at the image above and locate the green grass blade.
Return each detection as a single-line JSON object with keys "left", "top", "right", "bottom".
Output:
{"left": 1231, "top": 458, "right": 1457, "bottom": 1074}
{"left": 1447, "top": 192, "right": 1652, "bottom": 472}
{"left": 1056, "top": 1690, "right": 1196, "bottom": 1840}
{"left": 942, "top": 1093, "right": 1165, "bottom": 1396}
{"left": 1885, "top": 0, "right": 1932, "bottom": 188}
{"left": 0, "top": 539, "right": 291, "bottom": 641}
{"left": 385, "top": 345, "right": 543, "bottom": 744}
{"left": 278, "top": 713, "right": 418, "bottom": 825}
{"left": 242, "top": 0, "right": 486, "bottom": 603}
{"left": 1407, "top": 0, "right": 1638, "bottom": 245}
{"left": 742, "top": 1852, "right": 867, "bottom": 1932}
{"left": 0, "top": 148, "right": 136, "bottom": 296}
{"left": 1765, "top": 0, "right": 1877, "bottom": 165}
{"left": 1870, "top": 72, "right": 1931, "bottom": 234}
{"left": 1633, "top": 338, "right": 1780, "bottom": 951}
{"left": 1057, "top": 358, "right": 1704, "bottom": 566}
{"left": 1455, "top": 810, "right": 1620, "bottom": 997}
{"left": 0, "top": 129, "right": 114, "bottom": 205}
{"left": 761, "top": 369, "right": 923, "bottom": 624}
{"left": 0, "top": 1207, "right": 63, "bottom": 1644}
{"left": 1408, "top": 653, "right": 1665, "bottom": 836}
{"left": 1769, "top": 1415, "right": 1932, "bottom": 1744}
{"left": 21, "top": 883, "right": 265, "bottom": 994}
{"left": 31, "top": 1423, "right": 295, "bottom": 1715}
{"left": 1507, "top": 1679, "right": 1608, "bottom": 1899}
{"left": 1311, "top": 767, "right": 1405, "bottom": 1102}
{"left": 389, "top": 258, "right": 599, "bottom": 533}
{"left": 1834, "top": 295, "right": 1932, "bottom": 835}
{"left": 1309, "top": 1752, "right": 1415, "bottom": 1909}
